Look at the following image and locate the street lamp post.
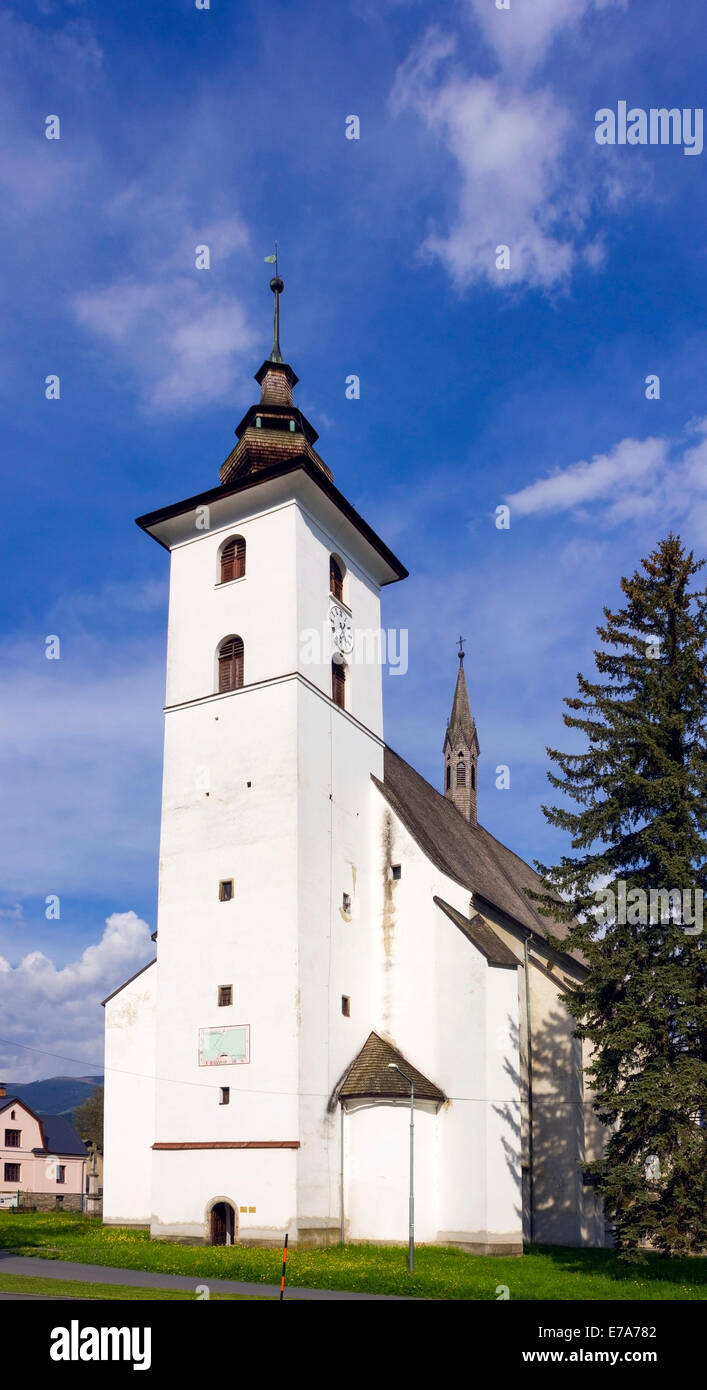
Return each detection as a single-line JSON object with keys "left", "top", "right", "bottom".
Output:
{"left": 388, "top": 1062, "right": 415, "bottom": 1272}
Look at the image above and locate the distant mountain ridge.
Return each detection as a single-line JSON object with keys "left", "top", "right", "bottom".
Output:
{"left": 2, "top": 1075, "right": 103, "bottom": 1120}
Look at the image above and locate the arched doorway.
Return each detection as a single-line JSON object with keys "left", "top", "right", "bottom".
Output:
{"left": 210, "top": 1200, "right": 236, "bottom": 1246}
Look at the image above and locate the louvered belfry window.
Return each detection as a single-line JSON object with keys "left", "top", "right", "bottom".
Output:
{"left": 456, "top": 759, "right": 466, "bottom": 787}
{"left": 218, "top": 637, "right": 244, "bottom": 692}
{"left": 220, "top": 536, "right": 246, "bottom": 584}
{"left": 330, "top": 556, "right": 344, "bottom": 601}
{"left": 332, "top": 657, "right": 346, "bottom": 709}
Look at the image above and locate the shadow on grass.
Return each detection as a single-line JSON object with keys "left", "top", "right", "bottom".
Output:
{"left": 529, "top": 1243, "right": 707, "bottom": 1289}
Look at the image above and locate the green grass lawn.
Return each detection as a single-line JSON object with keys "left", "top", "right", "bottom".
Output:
{"left": 0, "top": 1271, "right": 262, "bottom": 1300}
{"left": 1, "top": 1213, "right": 705, "bottom": 1299}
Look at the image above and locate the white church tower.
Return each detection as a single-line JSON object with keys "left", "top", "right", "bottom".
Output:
{"left": 103, "top": 275, "right": 409, "bottom": 1243}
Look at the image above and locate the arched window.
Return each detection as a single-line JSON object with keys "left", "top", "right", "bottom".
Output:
{"left": 330, "top": 555, "right": 344, "bottom": 602}
{"left": 220, "top": 536, "right": 246, "bottom": 584}
{"left": 456, "top": 759, "right": 466, "bottom": 787}
{"left": 218, "top": 636, "right": 244, "bottom": 692}
{"left": 446, "top": 763, "right": 451, "bottom": 790}
{"left": 331, "top": 656, "right": 346, "bottom": 709}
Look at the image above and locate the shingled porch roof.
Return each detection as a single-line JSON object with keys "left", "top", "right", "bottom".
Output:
{"left": 335, "top": 1031, "right": 446, "bottom": 1108}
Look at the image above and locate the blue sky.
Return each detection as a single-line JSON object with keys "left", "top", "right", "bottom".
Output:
{"left": 2, "top": 0, "right": 706, "bottom": 1079}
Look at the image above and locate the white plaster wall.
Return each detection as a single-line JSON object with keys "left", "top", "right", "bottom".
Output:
{"left": 369, "top": 786, "right": 523, "bottom": 1248}
{"left": 295, "top": 680, "right": 383, "bottom": 1233}
{"left": 151, "top": 1148, "right": 297, "bottom": 1242}
{"left": 103, "top": 964, "right": 156, "bottom": 1224}
{"left": 344, "top": 1102, "right": 438, "bottom": 1243}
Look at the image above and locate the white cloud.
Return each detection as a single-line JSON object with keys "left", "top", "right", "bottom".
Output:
{"left": 391, "top": 31, "right": 595, "bottom": 289}
{"left": 508, "top": 436, "right": 668, "bottom": 516}
{"left": 506, "top": 420, "right": 707, "bottom": 534}
{"left": 74, "top": 271, "right": 257, "bottom": 411}
{"left": 0, "top": 912, "right": 153, "bottom": 1081}
{"left": 465, "top": 0, "right": 626, "bottom": 74}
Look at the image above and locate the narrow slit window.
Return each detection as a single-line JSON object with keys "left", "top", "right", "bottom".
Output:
{"left": 341, "top": 995, "right": 351, "bottom": 1017}
{"left": 446, "top": 763, "right": 451, "bottom": 790}
{"left": 218, "top": 985, "right": 233, "bottom": 1007}
{"left": 330, "top": 556, "right": 344, "bottom": 601}
{"left": 219, "top": 879, "right": 234, "bottom": 902}
{"left": 220, "top": 536, "right": 246, "bottom": 584}
{"left": 332, "top": 658, "right": 346, "bottom": 709}
{"left": 342, "top": 892, "right": 352, "bottom": 913}
{"left": 219, "top": 1087, "right": 230, "bottom": 1106}
{"left": 391, "top": 864, "right": 402, "bottom": 880}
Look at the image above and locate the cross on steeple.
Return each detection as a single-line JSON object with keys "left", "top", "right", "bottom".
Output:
{"left": 457, "top": 635, "right": 465, "bottom": 660}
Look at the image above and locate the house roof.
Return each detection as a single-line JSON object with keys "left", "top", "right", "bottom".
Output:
{"left": 0, "top": 1099, "right": 86, "bottom": 1156}
{"left": 336, "top": 1031, "right": 446, "bottom": 1106}
{"left": 375, "top": 746, "right": 584, "bottom": 965}
{"left": 38, "top": 1114, "right": 87, "bottom": 1157}
{"left": 433, "top": 897, "right": 519, "bottom": 968}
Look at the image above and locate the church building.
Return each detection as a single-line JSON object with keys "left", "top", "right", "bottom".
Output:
{"left": 103, "top": 278, "right": 607, "bottom": 1252}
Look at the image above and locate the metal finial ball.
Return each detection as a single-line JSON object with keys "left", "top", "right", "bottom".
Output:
{"left": 270, "top": 276, "right": 284, "bottom": 293}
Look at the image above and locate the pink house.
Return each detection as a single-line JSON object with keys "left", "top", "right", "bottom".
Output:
{"left": 0, "top": 1089, "right": 87, "bottom": 1212}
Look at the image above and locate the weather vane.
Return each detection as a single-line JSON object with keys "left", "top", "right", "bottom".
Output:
{"left": 264, "top": 242, "right": 283, "bottom": 362}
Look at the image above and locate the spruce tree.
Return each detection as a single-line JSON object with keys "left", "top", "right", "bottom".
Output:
{"left": 533, "top": 535, "right": 707, "bottom": 1255}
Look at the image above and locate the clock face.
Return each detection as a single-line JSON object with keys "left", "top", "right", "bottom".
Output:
{"left": 329, "top": 603, "right": 354, "bottom": 654}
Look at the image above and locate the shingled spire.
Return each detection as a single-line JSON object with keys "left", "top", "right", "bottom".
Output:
{"left": 219, "top": 267, "right": 332, "bottom": 486}
{"left": 443, "top": 639, "right": 480, "bottom": 824}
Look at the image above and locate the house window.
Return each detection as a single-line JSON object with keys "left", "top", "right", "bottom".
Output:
{"left": 220, "top": 1087, "right": 230, "bottom": 1105}
{"left": 4, "top": 1130, "right": 20, "bottom": 1147}
{"left": 391, "top": 864, "right": 402, "bottom": 880}
{"left": 330, "top": 556, "right": 344, "bottom": 602}
{"left": 219, "top": 879, "right": 234, "bottom": 902}
{"left": 4, "top": 1163, "right": 20, "bottom": 1182}
{"left": 56, "top": 1165, "right": 66, "bottom": 1184}
{"left": 342, "top": 892, "right": 351, "bottom": 913}
{"left": 220, "top": 536, "right": 246, "bottom": 584}
{"left": 341, "top": 995, "right": 351, "bottom": 1017}
{"left": 456, "top": 759, "right": 466, "bottom": 787}
{"left": 218, "top": 636, "right": 244, "bottom": 693}
{"left": 446, "top": 763, "right": 451, "bottom": 790}
{"left": 218, "top": 985, "right": 233, "bottom": 1007}
{"left": 332, "top": 657, "right": 346, "bottom": 709}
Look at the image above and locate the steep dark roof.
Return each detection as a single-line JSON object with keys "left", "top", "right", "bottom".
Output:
{"left": 375, "top": 746, "right": 582, "bottom": 963}
{"left": 445, "top": 657, "right": 477, "bottom": 749}
{"left": 38, "top": 1114, "right": 87, "bottom": 1157}
{"left": 336, "top": 1032, "right": 445, "bottom": 1106}
{"left": 433, "top": 897, "right": 519, "bottom": 968}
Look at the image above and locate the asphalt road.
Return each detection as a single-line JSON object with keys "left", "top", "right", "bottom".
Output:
{"left": 0, "top": 1252, "right": 413, "bottom": 1300}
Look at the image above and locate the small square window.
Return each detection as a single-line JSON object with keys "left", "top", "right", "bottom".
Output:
{"left": 342, "top": 892, "right": 351, "bottom": 913}
{"left": 219, "top": 1087, "right": 230, "bottom": 1106}
{"left": 4, "top": 1163, "right": 20, "bottom": 1183}
{"left": 218, "top": 985, "right": 233, "bottom": 1007}
{"left": 219, "top": 880, "right": 234, "bottom": 902}
{"left": 391, "top": 864, "right": 402, "bottom": 880}
{"left": 341, "top": 995, "right": 350, "bottom": 1017}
